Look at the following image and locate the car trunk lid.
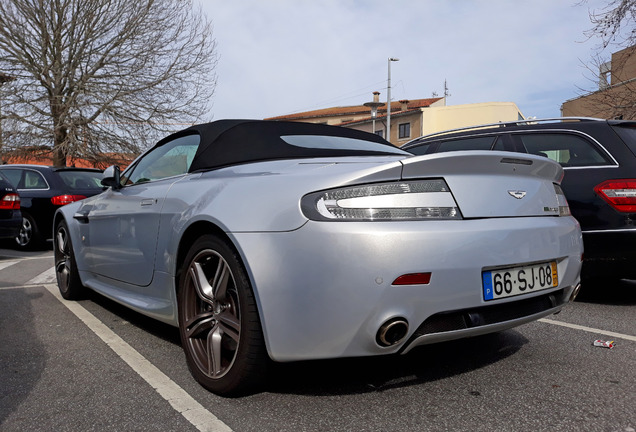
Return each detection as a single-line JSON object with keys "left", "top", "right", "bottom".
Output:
{"left": 400, "top": 151, "right": 565, "bottom": 219}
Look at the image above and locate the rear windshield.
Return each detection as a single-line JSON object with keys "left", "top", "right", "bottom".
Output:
{"left": 57, "top": 170, "right": 103, "bottom": 190}
{"left": 612, "top": 125, "right": 636, "bottom": 157}
{"left": 281, "top": 135, "right": 409, "bottom": 155}
{"left": 515, "top": 133, "right": 614, "bottom": 167}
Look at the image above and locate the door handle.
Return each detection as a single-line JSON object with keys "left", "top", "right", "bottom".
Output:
{"left": 141, "top": 199, "right": 157, "bottom": 206}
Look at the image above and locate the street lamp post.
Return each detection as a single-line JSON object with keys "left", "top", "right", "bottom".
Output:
{"left": 386, "top": 57, "right": 399, "bottom": 143}
{"left": 363, "top": 91, "right": 384, "bottom": 134}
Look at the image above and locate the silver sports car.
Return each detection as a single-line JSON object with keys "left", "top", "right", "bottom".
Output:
{"left": 54, "top": 120, "right": 583, "bottom": 395}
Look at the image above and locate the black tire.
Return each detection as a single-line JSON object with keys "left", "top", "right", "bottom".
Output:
{"left": 54, "top": 219, "right": 84, "bottom": 300}
{"left": 178, "top": 235, "right": 267, "bottom": 396}
{"left": 15, "top": 213, "right": 42, "bottom": 250}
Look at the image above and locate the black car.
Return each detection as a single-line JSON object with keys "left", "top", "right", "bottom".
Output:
{"left": 0, "top": 171, "right": 21, "bottom": 240}
{"left": 403, "top": 117, "right": 636, "bottom": 282}
{"left": 0, "top": 165, "right": 103, "bottom": 249}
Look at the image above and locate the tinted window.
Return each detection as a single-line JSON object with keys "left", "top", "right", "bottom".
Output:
{"left": 406, "top": 143, "right": 433, "bottom": 155}
{"left": 516, "top": 133, "right": 613, "bottom": 167}
{"left": 122, "top": 134, "right": 200, "bottom": 185}
{"left": 437, "top": 136, "right": 497, "bottom": 152}
{"left": 612, "top": 125, "right": 636, "bottom": 157}
{"left": 493, "top": 138, "right": 506, "bottom": 151}
{"left": 57, "top": 171, "right": 103, "bottom": 190}
{"left": 0, "top": 169, "right": 22, "bottom": 187}
{"left": 23, "top": 170, "right": 48, "bottom": 189}
{"left": 406, "top": 136, "right": 498, "bottom": 155}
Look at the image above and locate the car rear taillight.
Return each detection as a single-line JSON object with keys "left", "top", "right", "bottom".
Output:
{"left": 0, "top": 193, "right": 20, "bottom": 210}
{"left": 301, "top": 179, "right": 462, "bottom": 221}
{"left": 51, "top": 194, "right": 87, "bottom": 206}
{"left": 554, "top": 183, "right": 571, "bottom": 216}
{"left": 594, "top": 179, "right": 636, "bottom": 213}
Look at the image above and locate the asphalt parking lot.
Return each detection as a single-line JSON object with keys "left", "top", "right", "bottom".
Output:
{"left": 0, "top": 245, "right": 634, "bottom": 432}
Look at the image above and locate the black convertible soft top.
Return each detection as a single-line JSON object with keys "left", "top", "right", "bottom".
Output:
{"left": 154, "top": 120, "right": 407, "bottom": 172}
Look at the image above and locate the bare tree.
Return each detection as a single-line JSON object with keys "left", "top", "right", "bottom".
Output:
{"left": 568, "top": 1, "right": 636, "bottom": 119}
{"left": 0, "top": 0, "right": 217, "bottom": 167}
{"left": 585, "top": 0, "right": 636, "bottom": 50}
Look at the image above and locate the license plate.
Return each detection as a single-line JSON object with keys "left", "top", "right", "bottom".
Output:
{"left": 482, "top": 261, "right": 558, "bottom": 301}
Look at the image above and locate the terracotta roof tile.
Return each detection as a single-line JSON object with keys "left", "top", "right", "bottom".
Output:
{"left": 265, "top": 97, "right": 443, "bottom": 121}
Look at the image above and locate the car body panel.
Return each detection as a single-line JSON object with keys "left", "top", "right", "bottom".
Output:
{"left": 233, "top": 217, "right": 581, "bottom": 361}
{"left": 401, "top": 151, "right": 564, "bottom": 218}
{"left": 76, "top": 178, "right": 171, "bottom": 286}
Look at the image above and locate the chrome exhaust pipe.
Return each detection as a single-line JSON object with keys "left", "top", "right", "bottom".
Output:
{"left": 376, "top": 318, "right": 409, "bottom": 347}
{"left": 570, "top": 283, "right": 582, "bottom": 302}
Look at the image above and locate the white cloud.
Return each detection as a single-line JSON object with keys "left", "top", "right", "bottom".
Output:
{"left": 201, "top": 0, "right": 610, "bottom": 120}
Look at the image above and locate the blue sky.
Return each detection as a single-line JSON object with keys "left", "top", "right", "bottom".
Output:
{"left": 200, "top": 0, "right": 612, "bottom": 121}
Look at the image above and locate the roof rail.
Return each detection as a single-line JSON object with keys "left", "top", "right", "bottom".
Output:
{"left": 403, "top": 117, "right": 605, "bottom": 146}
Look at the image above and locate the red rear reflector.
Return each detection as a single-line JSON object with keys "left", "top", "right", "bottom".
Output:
{"left": 51, "top": 194, "right": 86, "bottom": 206}
{"left": 0, "top": 193, "right": 20, "bottom": 210}
{"left": 392, "top": 272, "right": 432, "bottom": 285}
{"left": 594, "top": 179, "right": 636, "bottom": 213}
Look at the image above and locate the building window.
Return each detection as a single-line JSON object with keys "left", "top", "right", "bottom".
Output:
{"left": 398, "top": 123, "right": 411, "bottom": 139}
{"left": 375, "top": 130, "right": 384, "bottom": 138}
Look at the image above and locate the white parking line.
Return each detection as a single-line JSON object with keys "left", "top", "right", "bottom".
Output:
{"left": 43, "top": 284, "right": 233, "bottom": 432}
{"left": 539, "top": 318, "right": 636, "bottom": 342}
{"left": 26, "top": 266, "right": 56, "bottom": 285}
{"left": 0, "top": 260, "right": 19, "bottom": 271}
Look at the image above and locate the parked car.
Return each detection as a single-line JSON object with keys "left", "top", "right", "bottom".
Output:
{"left": 0, "top": 171, "right": 21, "bottom": 240}
{"left": 54, "top": 120, "right": 582, "bottom": 395}
{"left": 402, "top": 117, "right": 636, "bottom": 282}
{"left": 0, "top": 165, "right": 103, "bottom": 249}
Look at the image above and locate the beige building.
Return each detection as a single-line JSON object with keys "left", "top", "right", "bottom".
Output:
{"left": 266, "top": 96, "right": 524, "bottom": 146}
{"left": 561, "top": 45, "right": 636, "bottom": 120}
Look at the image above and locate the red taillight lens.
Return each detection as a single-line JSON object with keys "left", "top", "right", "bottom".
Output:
{"left": 51, "top": 194, "right": 86, "bottom": 206}
{"left": 594, "top": 179, "right": 636, "bottom": 213}
{"left": 392, "top": 272, "right": 432, "bottom": 285}
{"left": 0, "top": 193, "right": 20, "bottom": 210}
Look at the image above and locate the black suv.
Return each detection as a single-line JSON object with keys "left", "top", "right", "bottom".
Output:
{"left": 403, "top": 118, "right": 636, "bottom": 282}
{"left": 0, "top": 165, "right": 103, "bottom": 249}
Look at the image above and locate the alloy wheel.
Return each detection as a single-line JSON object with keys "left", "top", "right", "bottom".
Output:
{"left": 182, "top": 249, "right": 241, "bottom": 379}
{"left": 54, "top": 225, "right": 72, "bottom": 292}
{"left": 16, "top": 216, "right": 32, "bottom": 247}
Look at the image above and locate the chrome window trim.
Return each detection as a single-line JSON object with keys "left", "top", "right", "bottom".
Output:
{"left": 563, "top": 165, "right": 619, "bottom": 170}
{"left": 583, "top": 228, "right": 636, "bottom": 234}
{"left": 21, "top": 168, "right": 51, "bottom": 191}
{"left": 0, "top": 167, "right": 51, "bottom": 191}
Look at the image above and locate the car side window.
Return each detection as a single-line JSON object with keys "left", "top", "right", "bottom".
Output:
{"left": 121, "top": 134, "right": 200, "bottom": 185}
{"left": 407, "top": 136, "right": 499, "bottom": 155}
{"left": 23, "top": 170, "right": 49, "bottom": 189}
{"left": 515, "top": 133, "right": 613, "bottom": 167}
{"left": 436, "top": 136, "right": 497, "bottom": 152}
{"left": 0, "top": 169, "right": 22, "bottom": 188}
{"left": 406, "top": 143, "right": 433, "bottom": 155}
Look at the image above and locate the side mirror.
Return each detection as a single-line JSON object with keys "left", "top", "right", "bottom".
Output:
{"left": 101, "top": 165, "right": 122, "bottom": 190}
